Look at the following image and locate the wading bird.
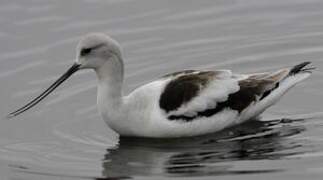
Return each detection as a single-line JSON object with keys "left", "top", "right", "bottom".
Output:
{"left": 8, "top": 33, "right": 314, "bottom": 138}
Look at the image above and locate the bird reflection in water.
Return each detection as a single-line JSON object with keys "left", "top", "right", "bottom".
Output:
{"left": 8, "top": 118, "right": 307, "bottom": 180}
{"left": 100, "top": 118, "right": 306, "bottom": 179}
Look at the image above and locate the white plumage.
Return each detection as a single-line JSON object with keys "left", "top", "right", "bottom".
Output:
{"left": 8, "top": 33, "right": 314, "bottom": 138}
{"left": 99, "top": 68, "right": 310, "bottom": 138}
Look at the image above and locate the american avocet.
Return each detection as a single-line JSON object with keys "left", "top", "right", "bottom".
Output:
{"left": 8, "top": 33, "right": 314, "bottom": 138}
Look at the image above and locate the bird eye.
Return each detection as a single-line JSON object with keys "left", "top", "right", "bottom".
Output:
{"left": 80, "top": 48, "right": 92, "bottom": 56}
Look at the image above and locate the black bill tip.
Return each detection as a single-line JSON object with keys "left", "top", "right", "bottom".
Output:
{"left": 7, "top": 63, "right": 80, "bottom": 119}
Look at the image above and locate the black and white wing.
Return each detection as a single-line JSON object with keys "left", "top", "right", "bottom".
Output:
{"left": 159, "top": 68, "right": 290, "bottom": 121}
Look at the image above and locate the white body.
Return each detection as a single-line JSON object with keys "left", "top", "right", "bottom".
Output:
{"left": 77, "top": 34, "right": 314, "bottom": 138}
{"left": 96, "top": 64, "right": 310, "bottom": 138}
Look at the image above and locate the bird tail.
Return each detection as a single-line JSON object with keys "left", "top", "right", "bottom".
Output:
{"left": 241, "top": 62, "right": 314, "bottom": 120}
{"left": 263, "top": 61, "right": 314, "bottom": 84}
{"left": 289, "top": 61, "right": 315, "bottom": 75}
{"left": 260, "top": 61, "right": 314, "bottom": 103}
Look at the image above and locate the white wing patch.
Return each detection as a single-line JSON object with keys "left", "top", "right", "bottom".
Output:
{"left": 168, "top": 77, "right": 240, "bottom": 118}
{"left": 160, "top": 70, "right": 242, "bottom": 118}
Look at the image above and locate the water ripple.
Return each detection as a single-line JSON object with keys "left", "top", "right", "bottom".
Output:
{"left": 1, "top": 0, "right": 323, "bottom": 180}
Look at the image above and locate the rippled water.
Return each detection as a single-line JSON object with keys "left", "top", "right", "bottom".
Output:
{"left": 0, "top": 0, "right": 323, "bottom": 179}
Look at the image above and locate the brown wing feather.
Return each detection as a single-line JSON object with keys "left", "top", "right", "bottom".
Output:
{"left": 237, "top": 69, "right": 289, "bottom": 104}
{"left": 159, "top": 69, "right": 289, "bottom": 122}
{"left": 159, "top": 71, "right": 216, "bottom": 113}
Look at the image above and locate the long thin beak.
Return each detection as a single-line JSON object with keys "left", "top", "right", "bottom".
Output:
{"left": 7, "top": 63, "right": 81, "bottom": 118}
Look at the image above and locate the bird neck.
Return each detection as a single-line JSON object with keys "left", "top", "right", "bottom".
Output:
{"left": 95, "top": 56, "right": 124, "bottom": 109}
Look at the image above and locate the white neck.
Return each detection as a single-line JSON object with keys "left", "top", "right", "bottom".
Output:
{"left": 95, "top": 55, "right": 124, "bottom": 120}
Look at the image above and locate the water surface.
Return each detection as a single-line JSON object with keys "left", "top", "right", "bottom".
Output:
{"left": 0, "top": 0, "right": 323, "bottom": 179}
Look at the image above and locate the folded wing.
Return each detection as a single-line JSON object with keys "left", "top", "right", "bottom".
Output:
{"left": 159, "top": 69, "right": 289, "bottom": 121}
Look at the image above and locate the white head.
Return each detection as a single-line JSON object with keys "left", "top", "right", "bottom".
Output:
{"left": 8, "top": 33, "right": 124, "bottom": 118}
{"left": 76, "top": 33, "right": 123, "bottom": 69}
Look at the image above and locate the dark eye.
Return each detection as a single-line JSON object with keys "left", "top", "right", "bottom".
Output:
{"left": 80, "top": 48, "right": 92, "bottom": 56}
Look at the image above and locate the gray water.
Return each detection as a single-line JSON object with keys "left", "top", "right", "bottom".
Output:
{"left": 0, "top": 0, "right": 323, "bottom": 179}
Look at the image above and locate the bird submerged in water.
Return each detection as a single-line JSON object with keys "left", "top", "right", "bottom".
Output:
{"left": 8, "top": 33, "right": 314, "bottom": 138}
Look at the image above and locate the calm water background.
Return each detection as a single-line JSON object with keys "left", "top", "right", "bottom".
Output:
{"left": 0, "top": 0, "right": 323, "bottom": 179}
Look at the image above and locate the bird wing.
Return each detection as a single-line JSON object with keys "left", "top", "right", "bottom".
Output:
{"left": 159, "top": 69, "right": 289, "bottom": 121}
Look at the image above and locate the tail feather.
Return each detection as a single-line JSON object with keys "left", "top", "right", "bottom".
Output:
{"left": 289, "top": 61, "right": 314, "bottom": 75}
{"left": 262, "top": 62, "right": 314, "bottom": 101}
{"left": 245, "top": 62, "right": 314, "bottom": 102}
{"left": 243, "top": 62, "right": 314, "bottom": 120}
